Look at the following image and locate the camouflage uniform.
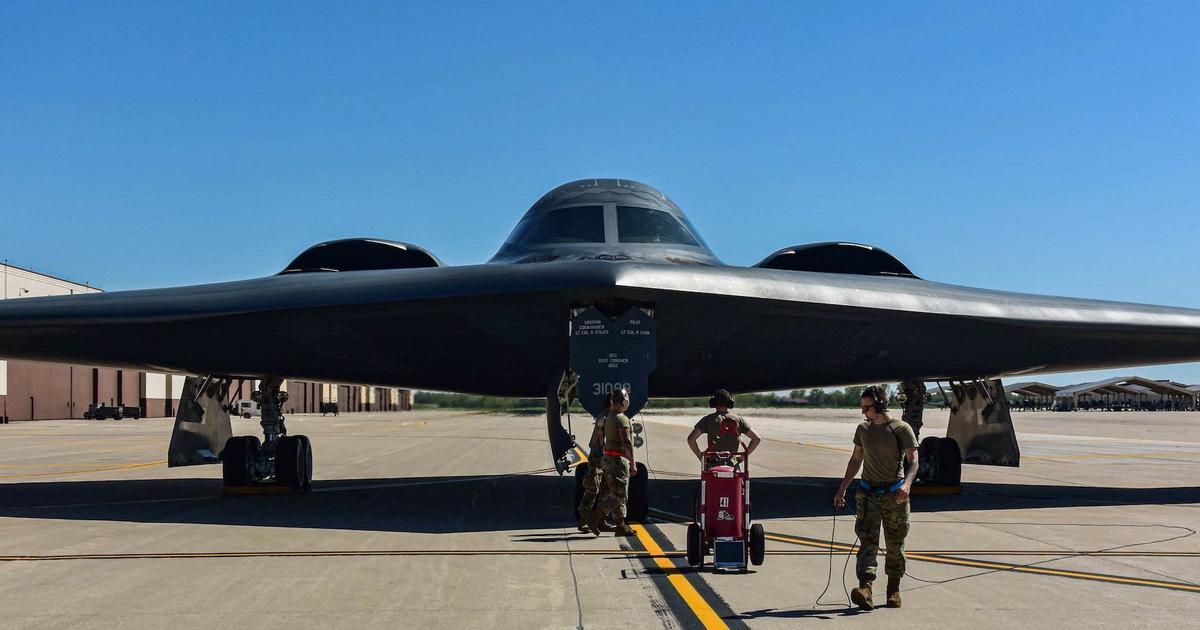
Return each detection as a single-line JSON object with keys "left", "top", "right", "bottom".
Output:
{"left": 854, "top": 488, "right": 911, "bottom": 582}
{"left": 595, "top": 455, "right": 631, "bottom": 519}
{"left": 577, "top": 451, "right": 605, "bottom": 514}
{"left": 852, "top": 418, "right": 917, "bottom": 584}
{"left": 594, "top": 410, "right": 633, "bottom": 520}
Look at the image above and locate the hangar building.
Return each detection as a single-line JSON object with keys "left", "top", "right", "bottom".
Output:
{"left": 0, "top": 262, "right": 411, "bottom": 422}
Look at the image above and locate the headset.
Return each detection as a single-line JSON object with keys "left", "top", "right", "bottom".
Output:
{"left": 861, "top": 385, "right": 888, "bottom": 414}
{"left": 708, "top": 389, "right": 736, "bottom": 409}
{"left": 606, "top": 388, "right": 631, "bottom": 407}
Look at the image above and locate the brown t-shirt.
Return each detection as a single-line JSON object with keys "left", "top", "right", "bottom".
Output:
{"left": 853, "top": 419, "right": 918, "bottom": 485}
{"left": 602, "top": 411, "right": 632, "bottom": 452}
{"left": 694, "top": 412, "right": 751, "bottom": 453}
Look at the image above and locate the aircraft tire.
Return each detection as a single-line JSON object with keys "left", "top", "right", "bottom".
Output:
{"left": 276, "top": 436, "right": 302, "bottom": 489}
{"left": 749, "top": 523, "right": 765, "bottom": 566}
{"left": 686, "top": 523, "right": 703, "bottom": 567}
{"left": 222, "top": 436, "right": 258, "bottom": 487}
{"left": 296, "top": 435, "right": 313, "bottom": 490}
{"left": 936, "top": 438, "right": 962, "bottom": 486}
{"left": 627, "top": 462, "right": 649, "bottom": 522}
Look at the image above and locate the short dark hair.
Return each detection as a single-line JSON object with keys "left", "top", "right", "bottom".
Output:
{"left": 860, "top": 385, "right": 888, "bottom": 412}
{"left": 709, "top": 389, "right": 735, "bottom": 408}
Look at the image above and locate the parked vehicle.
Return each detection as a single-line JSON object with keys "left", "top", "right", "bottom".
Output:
{"left": 230, "top": 400, "right": 261, "bottom": 418}
{"left": 83, "top": 404, "right": 141, "bottom": 420}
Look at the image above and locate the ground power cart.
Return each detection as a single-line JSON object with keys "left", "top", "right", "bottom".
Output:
{"left": 686, "top": 440, "right": 765, "bottom": 571}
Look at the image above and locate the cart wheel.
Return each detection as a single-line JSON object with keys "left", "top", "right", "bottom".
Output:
{"left": 686, "top": 523, "right": 703, "bottom": 567}
{"left": 749, "top": 523, "right": 765, "bottom": 566}
{"left": 627, "top": 462, "right": 649, "bottom": 522}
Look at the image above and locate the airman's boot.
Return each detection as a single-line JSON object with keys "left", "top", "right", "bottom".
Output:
{"left": 886, "top": 576, "right": 902, "bottom": 608}
{"left": 585, "top": 511, "right": 604, "bottom": 538}
{"left": 613, "top": 519, "right": 637, "bottom": 537}
{"left": 595, "top": 519, "right": 616, "bottom": 533}
{"left": 850, "top": 581, "right": 874, "bottom": 611}
{"left": 576, "top": 509, "right": 593, "bottom": 534}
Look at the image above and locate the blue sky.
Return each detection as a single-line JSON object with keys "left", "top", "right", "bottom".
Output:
{"left": 2, "top": 2, "right": 1198, "bottom": 385}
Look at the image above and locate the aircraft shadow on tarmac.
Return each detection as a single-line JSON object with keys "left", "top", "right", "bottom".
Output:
{"left": 0, "top": 475, "right": 1196, "bottom": 534}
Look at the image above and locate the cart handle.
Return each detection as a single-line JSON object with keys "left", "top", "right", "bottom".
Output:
{"left": 700, "top": 446, "right": 750, "bottom": 473}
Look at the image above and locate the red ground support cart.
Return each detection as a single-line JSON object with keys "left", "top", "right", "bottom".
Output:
{"left": 685, "top": 438, "right": 765, "bottom": 572}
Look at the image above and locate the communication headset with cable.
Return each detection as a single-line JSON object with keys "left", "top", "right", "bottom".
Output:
{"left": 606, "top": 388, "right": 630, "bottom": 408}
{"left": 861, "top": 385, "right": 888, "bottom": 413}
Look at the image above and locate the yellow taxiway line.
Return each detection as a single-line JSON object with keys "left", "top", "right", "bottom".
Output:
{"left": 0, "top": 460, "right": 166, "bottom": 480}
{"left": 631, "top": 524, "right": 729, "bottom": 630}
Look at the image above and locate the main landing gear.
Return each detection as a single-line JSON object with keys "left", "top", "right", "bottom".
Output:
{"left": 222, "top": 376, "right": 312, "bottom": 490}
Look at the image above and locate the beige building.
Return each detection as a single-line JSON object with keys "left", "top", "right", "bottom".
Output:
{"left": 0, "top": 262, "right": 411, "bottom": 421}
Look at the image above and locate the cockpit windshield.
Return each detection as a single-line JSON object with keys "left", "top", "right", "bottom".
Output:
{"left": 504, "top": 206, "right": 606, "bottom": 246}
{"left": 617, "top": 206, "right": 703, "bottom": 247}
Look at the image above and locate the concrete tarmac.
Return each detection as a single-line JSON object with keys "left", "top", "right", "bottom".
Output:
{"left": 1, "top": 408, "right": 1197, "bottom": 629}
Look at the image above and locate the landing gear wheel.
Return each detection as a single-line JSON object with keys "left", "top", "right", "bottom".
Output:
{"left": 296, "top": 434, "right": 313, "bottom": 490}
{"left": 276, "top": 435, "right": 310, "bottom": 489}
{"left": 627, "top": 462, "right": 649, "bottom": 522}
{"left": 243, "top": 413, "right": 252, "bottom": 419}
{"left": 686, "top": 523, "right": 703, "bottom": 567}
{"left": 749, "top": 523, "right": 765, "bottom": 566}
{"left": 936, "top": 437, "right": 962, "bottom": 486}
{"left": 573, "top": 463, "right": 588, "bottom": 519}
{"left": 222, "top": 435, "right": 260, "bottom": 487}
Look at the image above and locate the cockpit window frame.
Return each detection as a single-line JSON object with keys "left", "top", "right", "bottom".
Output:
{"left": 615, "top": 206, "right": 705, "bottom": 247}
{"left": 501, "top": 204, "right": 608, "bottom": 248}
{"left": 500, "top": 202, "right": 710, "bottom": 251}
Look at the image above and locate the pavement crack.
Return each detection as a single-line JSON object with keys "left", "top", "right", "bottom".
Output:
{"left": 562, "top": 529, "right": 585, "bottom": 630}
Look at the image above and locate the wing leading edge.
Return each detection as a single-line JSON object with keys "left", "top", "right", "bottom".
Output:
{"left": 1, "top": 261, "right": 1199, "bottom": 396}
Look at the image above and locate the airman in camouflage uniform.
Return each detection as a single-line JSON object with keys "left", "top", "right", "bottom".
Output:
{"left": 835, "top": 386, "right": 919, "bottom": 611}
{"left": 686, "top": 389, "right": 763, "bottom": 467}
{"left": 576, "top": 410, "right": 609, "bottom": 533}
{"left": 589, "top": 388, "right": 637, "bottom": 537}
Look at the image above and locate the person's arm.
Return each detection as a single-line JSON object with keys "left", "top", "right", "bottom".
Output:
{"left": 588, "top": 418, "right": 604, "bottom": 451}
{"left": 834, "top": 445, "right": 865, "bottom": 508}
{"left": 620, "top": 426, "right": 637, "bottom": 475}
{"left": 742, "top": 427, "right": 762, "bottom": 458}
{"left": 687, "top": 427, "right": 704, "bottom": 461}
{"left": 894, "top": 447, "right": 919, "bottom": 503}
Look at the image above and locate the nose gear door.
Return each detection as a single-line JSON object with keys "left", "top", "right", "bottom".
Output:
{"left": 569, "top": 307, "right": 657, "bottom": 419}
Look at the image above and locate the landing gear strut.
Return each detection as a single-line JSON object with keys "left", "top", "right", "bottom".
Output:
{"left": 222, "top": 376, "right": 312, "bottom": 490}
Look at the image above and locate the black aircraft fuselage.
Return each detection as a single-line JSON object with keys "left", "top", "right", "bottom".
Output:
{"left": 2, "top": 178, "right": 1200, "bottom": 400}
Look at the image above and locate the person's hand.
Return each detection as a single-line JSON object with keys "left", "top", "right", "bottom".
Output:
{"left": 630, "top": 464, "right": 638, "bottom": 476}
{"left": 894, "top": 483, "right": 911, "bottom": 504}
{"left": 834, "top": 492, "right": 846, "bottom": 509}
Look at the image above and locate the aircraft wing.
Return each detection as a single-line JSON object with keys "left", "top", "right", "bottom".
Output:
{"left": 1, "top": 261, "right": 1199, "bottom": 396}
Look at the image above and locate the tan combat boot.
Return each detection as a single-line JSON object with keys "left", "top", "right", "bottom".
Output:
{"left": 585, "top": 511, "right": 604, "bottom": 538}
{"left": 613, "top": 519, "right": 637, "bottom": 537}
{"left": 576, "top": 508, "right": 593, "bottom": 534}
{"left": 886, "top": 576, "right": 902, "bottom": 608}
{"left": 850, "top": 581, "right": 874, "bottom": 611}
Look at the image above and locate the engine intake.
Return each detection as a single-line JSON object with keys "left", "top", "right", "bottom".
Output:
{"left": 755, "top": 242, "right": 918, "bottom": 278}
{"left": 280, "top": 239, "right": 443, "bottom": 274}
